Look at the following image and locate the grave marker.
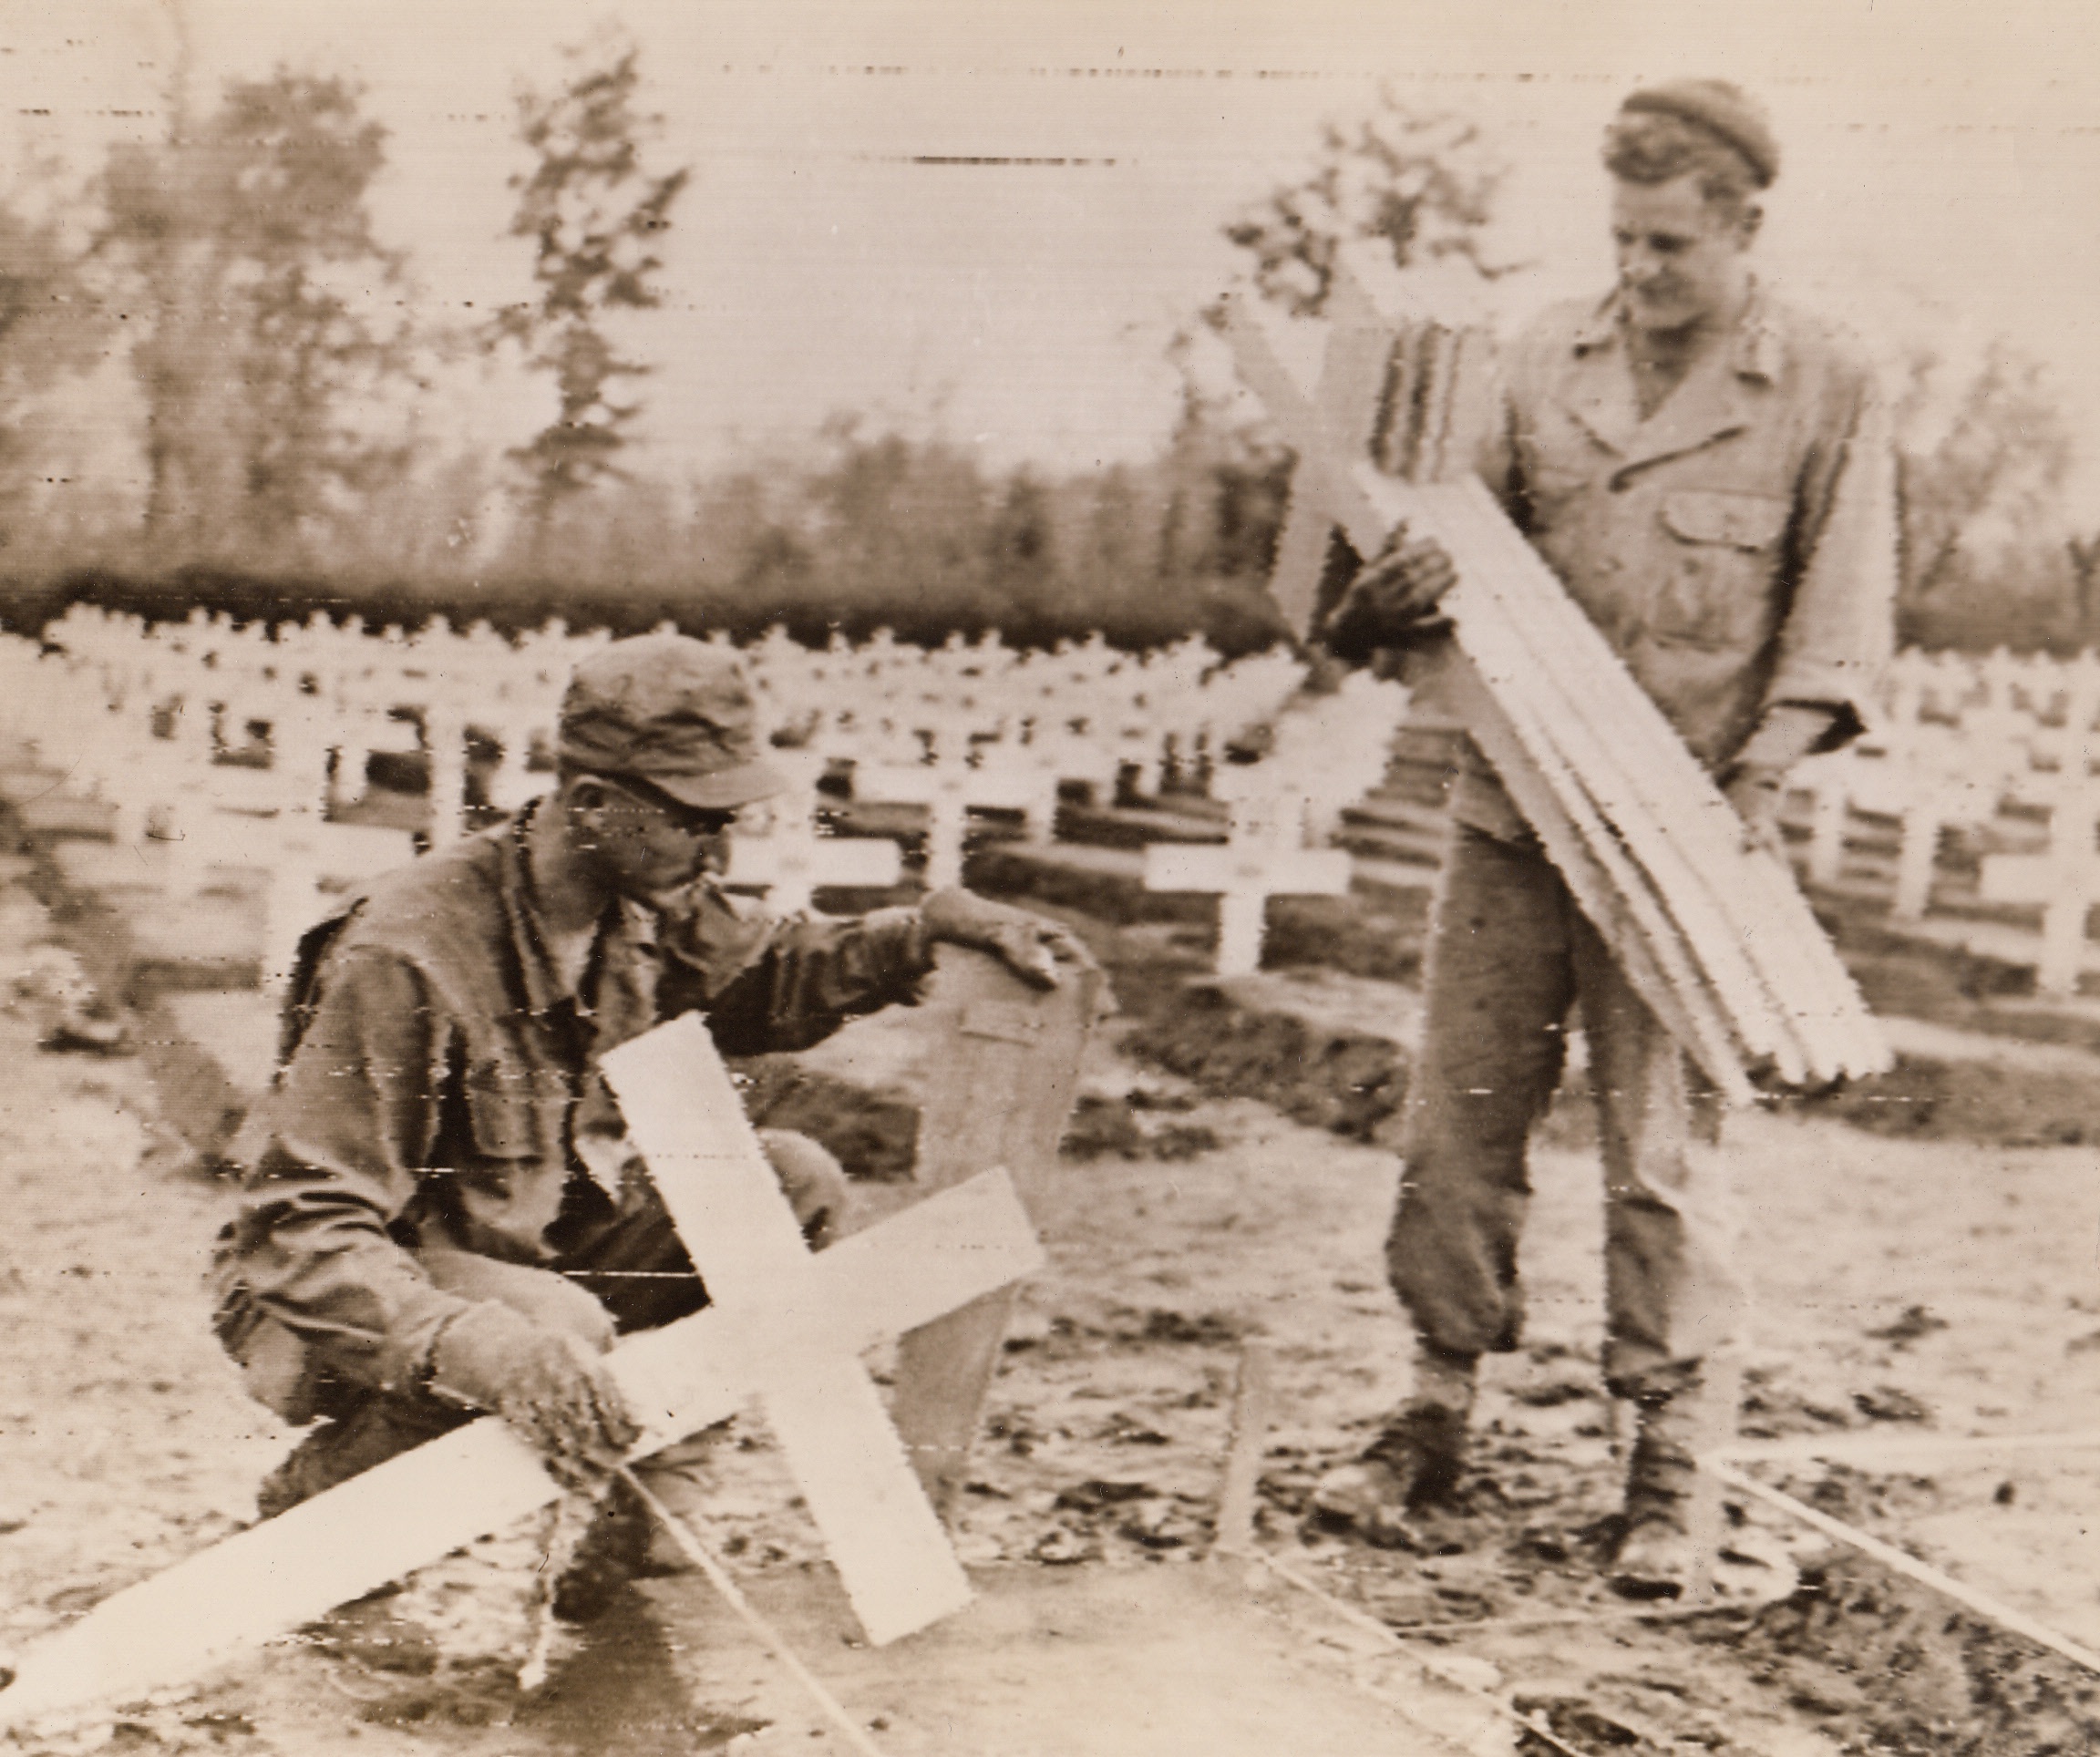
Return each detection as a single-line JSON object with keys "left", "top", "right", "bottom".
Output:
{"left": 890, "top": 946, "right": 1101, "bottom": 1513}
{"left": 1144, "top": 764, "right": 1354, "bottom": 977}
{"left": 857, "top": 746, "right": 1050, "bottom": 891}
{"left": 1981, "top": 783, "right": 2100, "bottom": 993}
{"left": 723, "top": 750, "right": 901, "bottom": 911}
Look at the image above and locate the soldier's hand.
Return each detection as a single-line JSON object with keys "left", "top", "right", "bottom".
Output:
{"left": 427, "top": 1301, "right": 640, "bottom": 1491}
{"left": 920, "top": 887, "right": 1099, "bottom": 992}
{"left": 1322, "top": 528, "right": 1459, "bottom": 659}
{"left": 1724, "top": 765, "right": 1789, "bottom": 859}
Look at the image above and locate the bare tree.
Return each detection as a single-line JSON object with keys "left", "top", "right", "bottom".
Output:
{"left": 1221, "top": 90, "right": 1511, "bottom": 319}
{"left": 0, "top": 190, "right": 111, "bottom": 538}
{"left": 497, "top": 36, "right": 691, "bottom": 543}
{"left": 100, "top": 69, "right": 412, "bottom": 568}
{"left": 1894, "top": 345, "right": 2073, "bottom": 606}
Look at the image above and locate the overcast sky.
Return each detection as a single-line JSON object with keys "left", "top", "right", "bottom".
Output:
{"left": 6, "top": 1, "right": 2100, "bottom": 510}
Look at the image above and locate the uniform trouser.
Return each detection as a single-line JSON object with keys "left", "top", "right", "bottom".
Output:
{"left": 255, "top": 1128, "right": 849, "bottom": 1517}
{"left": 1384, "top": 825, "right": 1744, "bottom": 1403}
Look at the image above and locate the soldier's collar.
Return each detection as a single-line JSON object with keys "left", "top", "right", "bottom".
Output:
{"left": 1571, "top": 280, "right": 1784, "bottom": 382}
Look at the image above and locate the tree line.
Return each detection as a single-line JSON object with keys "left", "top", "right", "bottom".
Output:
{"left": 0, "top": 57, "right": 2089, "bottom": 656}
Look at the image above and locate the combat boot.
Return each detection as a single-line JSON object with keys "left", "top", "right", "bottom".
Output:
{"left": 1609, "top": 1386, "right": 1703, "bottom": 1599}
{"left": 630, "top": 1417, "right": 741, "bottom": 1577}
{"left": 550, "top": 1474, "right": 655, "bottom": 1623}
{"left": 1312, "top": 1341, "right": 1476, "bottom": 1547}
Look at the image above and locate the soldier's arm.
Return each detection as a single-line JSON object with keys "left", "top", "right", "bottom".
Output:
{"left": 1762, "top": 366, "right": 1899, "bottom": 747}
{"left": 661, "top": 901, "right": 939, "bottom": 1055}
{"left": 213, "top": 948, "right": 473, "bottom": 1403}
{"left": 667, "top": 891, "right": 1093, "bottom": 1055}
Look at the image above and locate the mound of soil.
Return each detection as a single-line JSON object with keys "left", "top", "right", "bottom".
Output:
{"left": 1729, "top": 1546, "right": 2100, "bottom": 1753}
{"left": 1122, "top": 983, "right": 1413, "bottom": 1144}
{"left": 1787, "top": 1053, "right": 2100, "bottom": 1146}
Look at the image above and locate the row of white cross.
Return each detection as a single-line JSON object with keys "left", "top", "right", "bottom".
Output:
{"left": 5, "top": 606, "right": 1413, "bottom": 983}
{"left": 23, "top": 601, "right": 2100, "bottom": 995}
{"left": 1791, "top": 650, "right": 2100, "bottom": 993}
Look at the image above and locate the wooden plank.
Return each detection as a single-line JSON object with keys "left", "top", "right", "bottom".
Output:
{"left": 889, "top": 946, "right": 1098, "bottom": 1515}
{"left": 1420, "top": 483, "right": 1806, "bottom": 1082}
{"left": 1342, "top": 276, "right": 1878, "bottom": 1076}
{"left": 599, "top": 1017, "right": 973, "bottom": 1646}
{"left": 1436, "top": 478, "right": 1885, "bottom": 1079}
{"left": 1235, "top": 256, "right": 1888, "bottom": 1089}
{"left": 1252, "top": 276, "right": 1400, "bottom": 637}
{"left": 1228, "top": 300, "right": 1745, "bottom": 1079}
{"left": 1334, "top": 283, "right": 1879, "bottom": 1082}
{"left": 1436, "top": 483, "right": 1816, "bottom": 1029}
{"left": 1217, "top": 377, "right": 1757, "bottom": 1090}
{"left": 1213, "top": 1342, "right": 1277, "bottom": 1556}
{"left": 762, "top": 1358, "right": 974, "bottom": 1645}
{"left": 1226, "top": 299, "right": 1370, "bottom": 639}
{"left": 1433, "top": 651, "right": 1757, "bottom": 1103}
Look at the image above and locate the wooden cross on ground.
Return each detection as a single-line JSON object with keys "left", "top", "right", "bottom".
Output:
{"left": 723, "top": 750, "right": 902, "bottom": 911}
{"left": 1981, "top": 781, "right": 2100, "bottom": 993}
{"left": 1227, "top": 245, "right": 1890, "bottom": 1098}
{"left": 0, "top": 988, "right": 1079, "bottom": 1725}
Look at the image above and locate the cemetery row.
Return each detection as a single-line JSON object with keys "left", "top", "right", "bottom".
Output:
{"left": 17, "top": 605, "right": 2100, "bottom": 999}
{"left": 1794, "top": 646, "right": 2100, "bottom": 994}
{"left": 0, "top": 606, "right": 1411, "bottom": 991}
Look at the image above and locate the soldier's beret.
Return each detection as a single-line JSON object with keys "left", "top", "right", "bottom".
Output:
{"left": 1619, "top": 79, "right": 1778, "bottom": 189}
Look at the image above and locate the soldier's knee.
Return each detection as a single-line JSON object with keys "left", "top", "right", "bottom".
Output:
{"left": 757, "top": 1127, "right": 849, "bottom": 1249}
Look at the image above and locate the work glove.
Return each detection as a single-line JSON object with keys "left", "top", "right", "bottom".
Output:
{"left": 1318, "top": 527, "right": 1459, "bottom": 664}
{"left": 426, "top": 1300, "right": 640, "bottom": 1491}
{"left": 919, "top": 887, "right": 1099, "bottom": 992}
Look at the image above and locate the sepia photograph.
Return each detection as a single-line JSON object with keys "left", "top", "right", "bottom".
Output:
{"left": 0, "top": 1, "right": 2095, "bottom": 1751}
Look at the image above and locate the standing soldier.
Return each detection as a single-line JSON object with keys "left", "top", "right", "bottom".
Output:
{"left": 1310, "top": 81, "right": 1897, "bottom": 1595}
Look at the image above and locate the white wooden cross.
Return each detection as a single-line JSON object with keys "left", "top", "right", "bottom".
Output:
{"left": 0, "top": 1015, "right": 1043, "bottom": 1725}
{"left": 1143, "top": 762, "right": 1353, "bottom": 977}
{"left": 723, "top": 749, "right": 902, "bottom": 911}
{"left": 1869, "top": 721, "right": 2016, "bottom": 921}
{"left": 419, "top": 697, "right": 473, "bottom": 850}
{"left": 2027, "top": 652, "right": 2100, "bottom": 776}
{"left": 857, "top": 744, "right": 1052, "bottom": 891}
{"left": 1981, "top": 781, "right": 2100, "bottom": 993}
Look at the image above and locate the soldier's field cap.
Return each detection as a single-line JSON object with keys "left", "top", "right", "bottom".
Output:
{"left": 558, "top": 632, "right": 785, "bottom": 810}
{"left": 1620, "top": 78, "right": 1779, "bottom": 188}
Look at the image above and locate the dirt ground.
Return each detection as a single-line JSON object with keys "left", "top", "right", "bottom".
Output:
{"left": 5, "top": 848, "right": 2100, "bottom": 1755}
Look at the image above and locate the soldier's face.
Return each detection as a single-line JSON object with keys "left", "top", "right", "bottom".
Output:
{"left": 572, "top": 776, "right": 737, "bottom": 900}
{"left": 1611, "top": 174, "right": 1755, "bottom": 337}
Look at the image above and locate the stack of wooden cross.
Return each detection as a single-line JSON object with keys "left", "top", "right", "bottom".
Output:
{"left": 1227, "top": 244, "right": 1890, "bottom": 1101}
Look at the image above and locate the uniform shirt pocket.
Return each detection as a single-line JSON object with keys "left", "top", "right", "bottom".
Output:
{"left": 1651, "top": 488, "right": 1790, "bottom": 649}
{"left": 465, "top": 1058, "right": 547, "bottom": 1162}
{"left": 455, "top": 1058, "right": 571, "bottom": 1253}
